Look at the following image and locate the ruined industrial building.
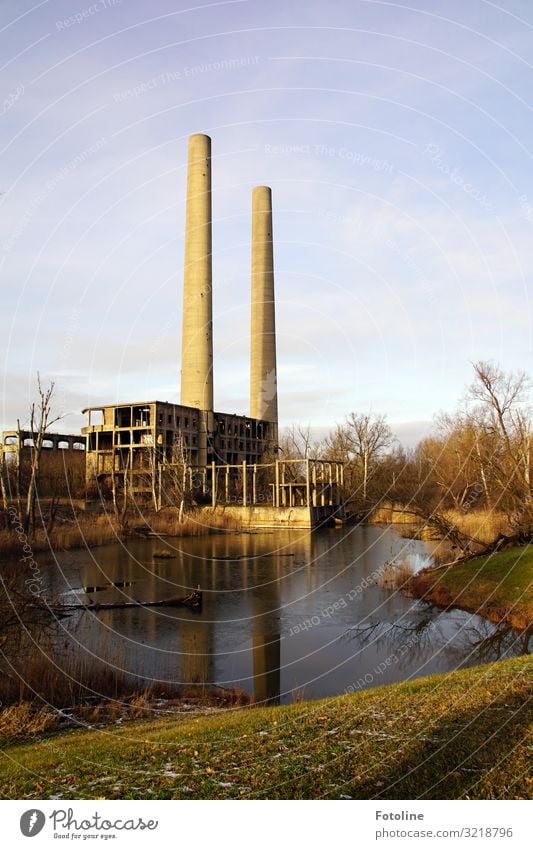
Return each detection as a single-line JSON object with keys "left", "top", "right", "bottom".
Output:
{"left": 2, "top": 134, "right": 344, "bottom": 527}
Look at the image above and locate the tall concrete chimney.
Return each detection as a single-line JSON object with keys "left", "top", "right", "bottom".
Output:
{"left": 180, "top": 133, "right": 213, "bottom": 412}
{"left": 250, "top": 186, "right": 278, "bottom": 427}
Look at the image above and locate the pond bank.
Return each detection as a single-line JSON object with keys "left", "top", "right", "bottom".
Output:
{"left": 409, "top": 545, "right": 533, "bottom": 631}
{"left": 0, "top": 505, "right": 242, "bottom": 558}
{"left": 0, "top": 688, "right": 248, "bottom": 746}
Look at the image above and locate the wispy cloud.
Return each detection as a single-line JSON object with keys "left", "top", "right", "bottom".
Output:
{"left": 2, "top": 0, "right": 532, "bottom": 438}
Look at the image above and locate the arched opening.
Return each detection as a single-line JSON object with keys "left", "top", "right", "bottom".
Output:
{"left": 42, "top": 440, "right": 54, "bottom": 449}
{"left": 58, "top": 441, "right": 69, "bottom": 450}
{"left": 73, "top": 442, "right": 85, "bottom": 451}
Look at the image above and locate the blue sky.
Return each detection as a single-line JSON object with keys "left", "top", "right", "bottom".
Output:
{"left": 1, "top": 0, "right": 532, "bottom": 445}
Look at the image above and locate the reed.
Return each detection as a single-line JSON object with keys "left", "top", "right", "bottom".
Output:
{"left": 0, "top": 506, "right": 242, "bottom": 558}
{"left": 0, "top": 513, "right": 122, "bottom": 556}
{"left": 377, "top": 558, "right": 415, "bottom": 590}
{"left": 0, "top": 639, "right": 251, "bottom": 742}
{"left": 442, "top": 509, "right": 510, "bottom": 545}
{"left": 149, "top": 507, "right": 241, "bottom": 537}
{"left": 0, "top": 702, "right": 58, "bottom": 742}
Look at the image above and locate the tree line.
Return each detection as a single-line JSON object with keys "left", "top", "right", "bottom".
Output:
{"left": 280, "top": 361, "right": 533, "bottom": 537}
{"left": 3, "top": 360, "right": 531, "bottom": 543}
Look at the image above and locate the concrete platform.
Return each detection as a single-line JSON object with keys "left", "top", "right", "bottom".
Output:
{"left": 203, "top": 504, "right": 343, "bottom": 529}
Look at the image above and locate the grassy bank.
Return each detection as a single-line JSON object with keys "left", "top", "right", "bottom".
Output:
{"left": 1, "top": 657, "right": 531, "bottom": 800}
{"left": 410, "top": 545, "right": 533, "bottom": 630}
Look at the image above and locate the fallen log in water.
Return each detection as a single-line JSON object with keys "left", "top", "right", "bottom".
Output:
{"left": 50, "top": 589, "right": 202, "bottom": 614}
{"left": 131, "top": 524, "right": 168, "bottom": 538}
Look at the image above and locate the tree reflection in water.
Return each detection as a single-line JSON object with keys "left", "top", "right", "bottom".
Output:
{"left": 341, "top": 601, "right": 531, "bottom": 671}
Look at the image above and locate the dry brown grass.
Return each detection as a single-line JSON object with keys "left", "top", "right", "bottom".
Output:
{"left": 442, "top": 509, "right": 510, "bottom": 545}
{"left": 0, "top": 624, "right": 252, "bottom": 728}
{"left": 378, "top": 508, "right": 511, "bottom": 548}
{"left": 2, "top": 649, "right": 133, "bottom": 707}
{"left": 395, "top": 525, "right": 442, "bottom": 541}
{"left": 0, "top": 513, "right": 122, "bottom": 557}
{"left": 149, "top": 507, "right": 241, "bottom": 537}
{"left": 0, "top": 505, "right": 243, "bottom": 558}
{"left": 0, "top": 669, "right": 251, "bottom": 743}
{"left": 0, "top": 683, "right": 252, "bottom": 743}
{"left": 368, "top": 501, "right": 423, "bottom": 525}
{"left": 51, "top": 513, "right": 123, "bottom": 549}
{"left": 0, "top": 702, "right": 59, "bottom": 742}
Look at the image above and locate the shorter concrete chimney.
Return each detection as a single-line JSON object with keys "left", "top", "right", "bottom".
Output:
{"left": 250, "top": 186, "right": 278, "bottom": 426}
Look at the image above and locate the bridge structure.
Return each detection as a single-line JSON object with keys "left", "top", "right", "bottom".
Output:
{"left": 158, "top": 457, "right": 345, "bottom": 528}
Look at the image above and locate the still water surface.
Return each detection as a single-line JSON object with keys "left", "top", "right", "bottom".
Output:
{"left": 42, "top": 525, "right": 526, "bottom": 704}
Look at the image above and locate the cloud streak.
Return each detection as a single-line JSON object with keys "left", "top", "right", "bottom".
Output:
{"left": 1, "top": 0, "right": 532, "bottom": 443}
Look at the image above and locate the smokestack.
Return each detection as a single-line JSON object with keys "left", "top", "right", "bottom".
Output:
{"left": 180, "top": 133, "right": 213, "bottom": 412}
{"left": 250, "top": 185, "right": 278, "bottom": 425}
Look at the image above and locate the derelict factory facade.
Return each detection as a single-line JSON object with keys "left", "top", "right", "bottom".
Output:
{"left": 82, "top": 134, "right": 278, "bottom": 494}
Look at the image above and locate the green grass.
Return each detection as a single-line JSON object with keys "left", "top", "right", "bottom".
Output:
{"left": 410, "top": 545, "right": 533, "bottom": 629}
{"left": 1, "top": 657, "right": 531, "bottom": 800}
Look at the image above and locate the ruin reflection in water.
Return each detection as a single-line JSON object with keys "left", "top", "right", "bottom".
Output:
{"left": 31, "top": 525, "right": 530, "bottom": 704}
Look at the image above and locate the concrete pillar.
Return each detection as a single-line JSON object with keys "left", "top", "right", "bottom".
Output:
{"left": 211, "top": 460, "right": 216, "bottom": 507}
{"left": 250, "top": 186, "right": 278, "bottom": 429}
{"left": 180, "top": 133, "right": 214, "bottom": 414}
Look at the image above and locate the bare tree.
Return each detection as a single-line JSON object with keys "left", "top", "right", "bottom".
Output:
{"left": 469, "top": 361, "right": 532, "bottom": 523}
{"left": 280, "top": 423, "right": 322, "bottom": 459}
{"left": 420, "top": 412, "right": 493, "bottom": 512}
{"left": 111, "top": 451, "right": 130, "bottom": 524}
{"left": 403, "top": 362, "right": 533, "bottom": 550}
{"left": 166, "top": 433, "right": 189, "bottom": 519}
{"left": 331, "top": 412, "right": 394, "bottom": 504}
{"left": 23, "top": 375, "right": 62, "bottom": 534}
{"left": 278, "top": 424, "right": 325, "bottom": 487}
{"left": 0, "top": 452, "right": 8, "bottom": 513}
{"left": 150, "top": 440, "right": 159, "bottom": 513}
